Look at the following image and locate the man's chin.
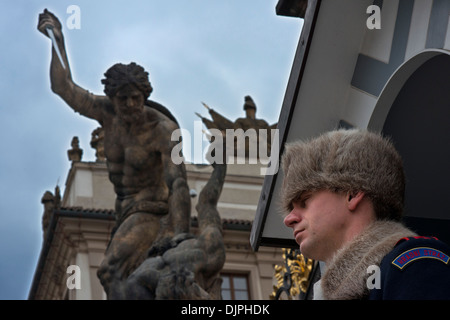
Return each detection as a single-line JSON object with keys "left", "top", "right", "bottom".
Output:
{"left": 299, "top": 242, "right": 312, "bottom": 259}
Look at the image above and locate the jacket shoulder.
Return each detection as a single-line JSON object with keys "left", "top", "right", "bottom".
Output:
{"left": 369, "top": 236, "right": 450, "bottom": 300}
{"left": 389, "top": 236, "right": 450, "bottom": 269}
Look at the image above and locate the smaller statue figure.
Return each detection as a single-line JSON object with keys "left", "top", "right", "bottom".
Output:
{"left": 90, "top": 127, "right": 106, "bottom": 162}
{"left": 196, "top": 96, "right": 277, "bottom": 160}
{"left": 41, "top": 185, "right": 61, "bottom": 239}
{"left": 233, "top": 96, "right": 270, "bottom": 132}
{"left": 67, "top": 136, "right": 83, "bottom": 162}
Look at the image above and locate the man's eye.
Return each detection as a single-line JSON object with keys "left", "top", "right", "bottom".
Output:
{"left": 299, "top": 195, "right": 311, "bottom": 208}
{"left": 299, "top": 200, "right": 307, "bottom": 208}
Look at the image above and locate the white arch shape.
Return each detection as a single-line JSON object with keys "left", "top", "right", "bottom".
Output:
{"left": 367, "top": 48, "right": 450, "bottom": 132}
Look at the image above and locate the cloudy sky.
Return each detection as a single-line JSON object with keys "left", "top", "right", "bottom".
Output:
{"left": 0, "top": 1, "right": 303, "bottom": 299}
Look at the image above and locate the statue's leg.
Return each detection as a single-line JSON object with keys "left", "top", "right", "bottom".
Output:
{"left": 97, "top": 212, "right": 160, "bottom": 299}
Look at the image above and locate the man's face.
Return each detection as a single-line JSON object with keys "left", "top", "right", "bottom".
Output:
{"left": 112, "top": 84, "right": 145, "bottom": 122}
{"left": 283, "top": 190, "right": 349, "bottom": 262}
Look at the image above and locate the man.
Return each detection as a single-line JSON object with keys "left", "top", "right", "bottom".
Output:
{"left": 282, "top": 129, "right": 450, "bottom": 299}
{"left": 38, "top": 9, "right": 191, "bottom": 299}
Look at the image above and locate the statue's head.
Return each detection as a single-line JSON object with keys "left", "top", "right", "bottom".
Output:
{"left": 102, "top": 63, "right": 152, "bottom": 122}
{"left": 243, "top": 95, "right": 256, "bottom": 119}
{"left": 243, "top": 95, "right": 256, "bottom": 111}
{"left": 102, "top": 62, "right": 153, "bottom": 100}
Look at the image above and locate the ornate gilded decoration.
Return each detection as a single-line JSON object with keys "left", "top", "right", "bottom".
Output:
{"left": 270, "top": 248, "right": 313, "bottom": 300}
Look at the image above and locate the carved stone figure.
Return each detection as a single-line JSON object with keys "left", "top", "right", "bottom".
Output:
{"left": 67, "top": 136, "right": 83, "bottom": 162}
{"left": 38, "top": 9, "right": 191, "bottom": 299}
{"left": 197, "top": 96, "right": 277, "bottom": 159}
{"left": 90, "top": 127, "right": 106, "bottom": 162}
{"left": 233, "top": 96, "right": 271, "bottom": 132}
{"left": 41, "top": 185, "right": 61, "bottom": 239}
{"left": 121, "top": 160, "right": 227, "bottom": 299}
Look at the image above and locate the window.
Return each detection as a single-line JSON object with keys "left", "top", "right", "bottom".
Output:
{"left": 221, "top": 273, "right": 250, "bottom": 300}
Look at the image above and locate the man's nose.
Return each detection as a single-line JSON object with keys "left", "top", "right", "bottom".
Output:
{"left": 284, "top": 209, "right": 301, "bottom": 228}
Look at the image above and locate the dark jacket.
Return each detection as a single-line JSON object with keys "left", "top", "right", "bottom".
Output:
{"left": 369, "top": 236, "right": 450, "bottom": 300}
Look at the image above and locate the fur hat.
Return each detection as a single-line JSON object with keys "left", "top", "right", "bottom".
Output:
{"left": 280, "top": 129, "right": 405, "bottom": 221}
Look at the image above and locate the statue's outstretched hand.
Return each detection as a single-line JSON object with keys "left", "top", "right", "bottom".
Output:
{"left": 37, "top": 9, "right": 62, "bottom": 39}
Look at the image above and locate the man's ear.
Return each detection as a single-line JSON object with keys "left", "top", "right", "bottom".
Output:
{"left": 347, "top": 191, "right": 365, "bottom": 211}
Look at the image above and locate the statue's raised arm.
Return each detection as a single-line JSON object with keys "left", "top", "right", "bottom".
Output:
{"left": 37, "top": 9, "right": 106, "bottom": 123}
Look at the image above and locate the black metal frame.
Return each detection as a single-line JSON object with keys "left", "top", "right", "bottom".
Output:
{"left": 250, "top": 0, "right": 322, "bottom": 251}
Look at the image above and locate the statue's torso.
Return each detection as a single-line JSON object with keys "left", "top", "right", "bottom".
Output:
{"left": 102, "top": 107, "right": 171, "bottom": 202}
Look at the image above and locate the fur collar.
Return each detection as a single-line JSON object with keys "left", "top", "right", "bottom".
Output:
{"left": 320, "top": 220, "right": 416, "bottom": 300}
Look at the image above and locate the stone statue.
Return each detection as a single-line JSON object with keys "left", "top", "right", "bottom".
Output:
{"left": 121, "top": 159, "right": 227, "bottom": 299}
{"left": 38, "top": 9, "right": 191, "bottom": 299}
{"left": 197, "top": 96, "right": 277, "bottom": 159}
{"left": 90, "top": 127, "right": 106, "bottom": 162}
{"left": 233, "top": 96, "right": 271, "bottom": 131}
{"left": 67, "top": 136, "right": 83, "bottom": 162}
{"left": 41, "top": 185, "right": 61, "bottom": 239}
